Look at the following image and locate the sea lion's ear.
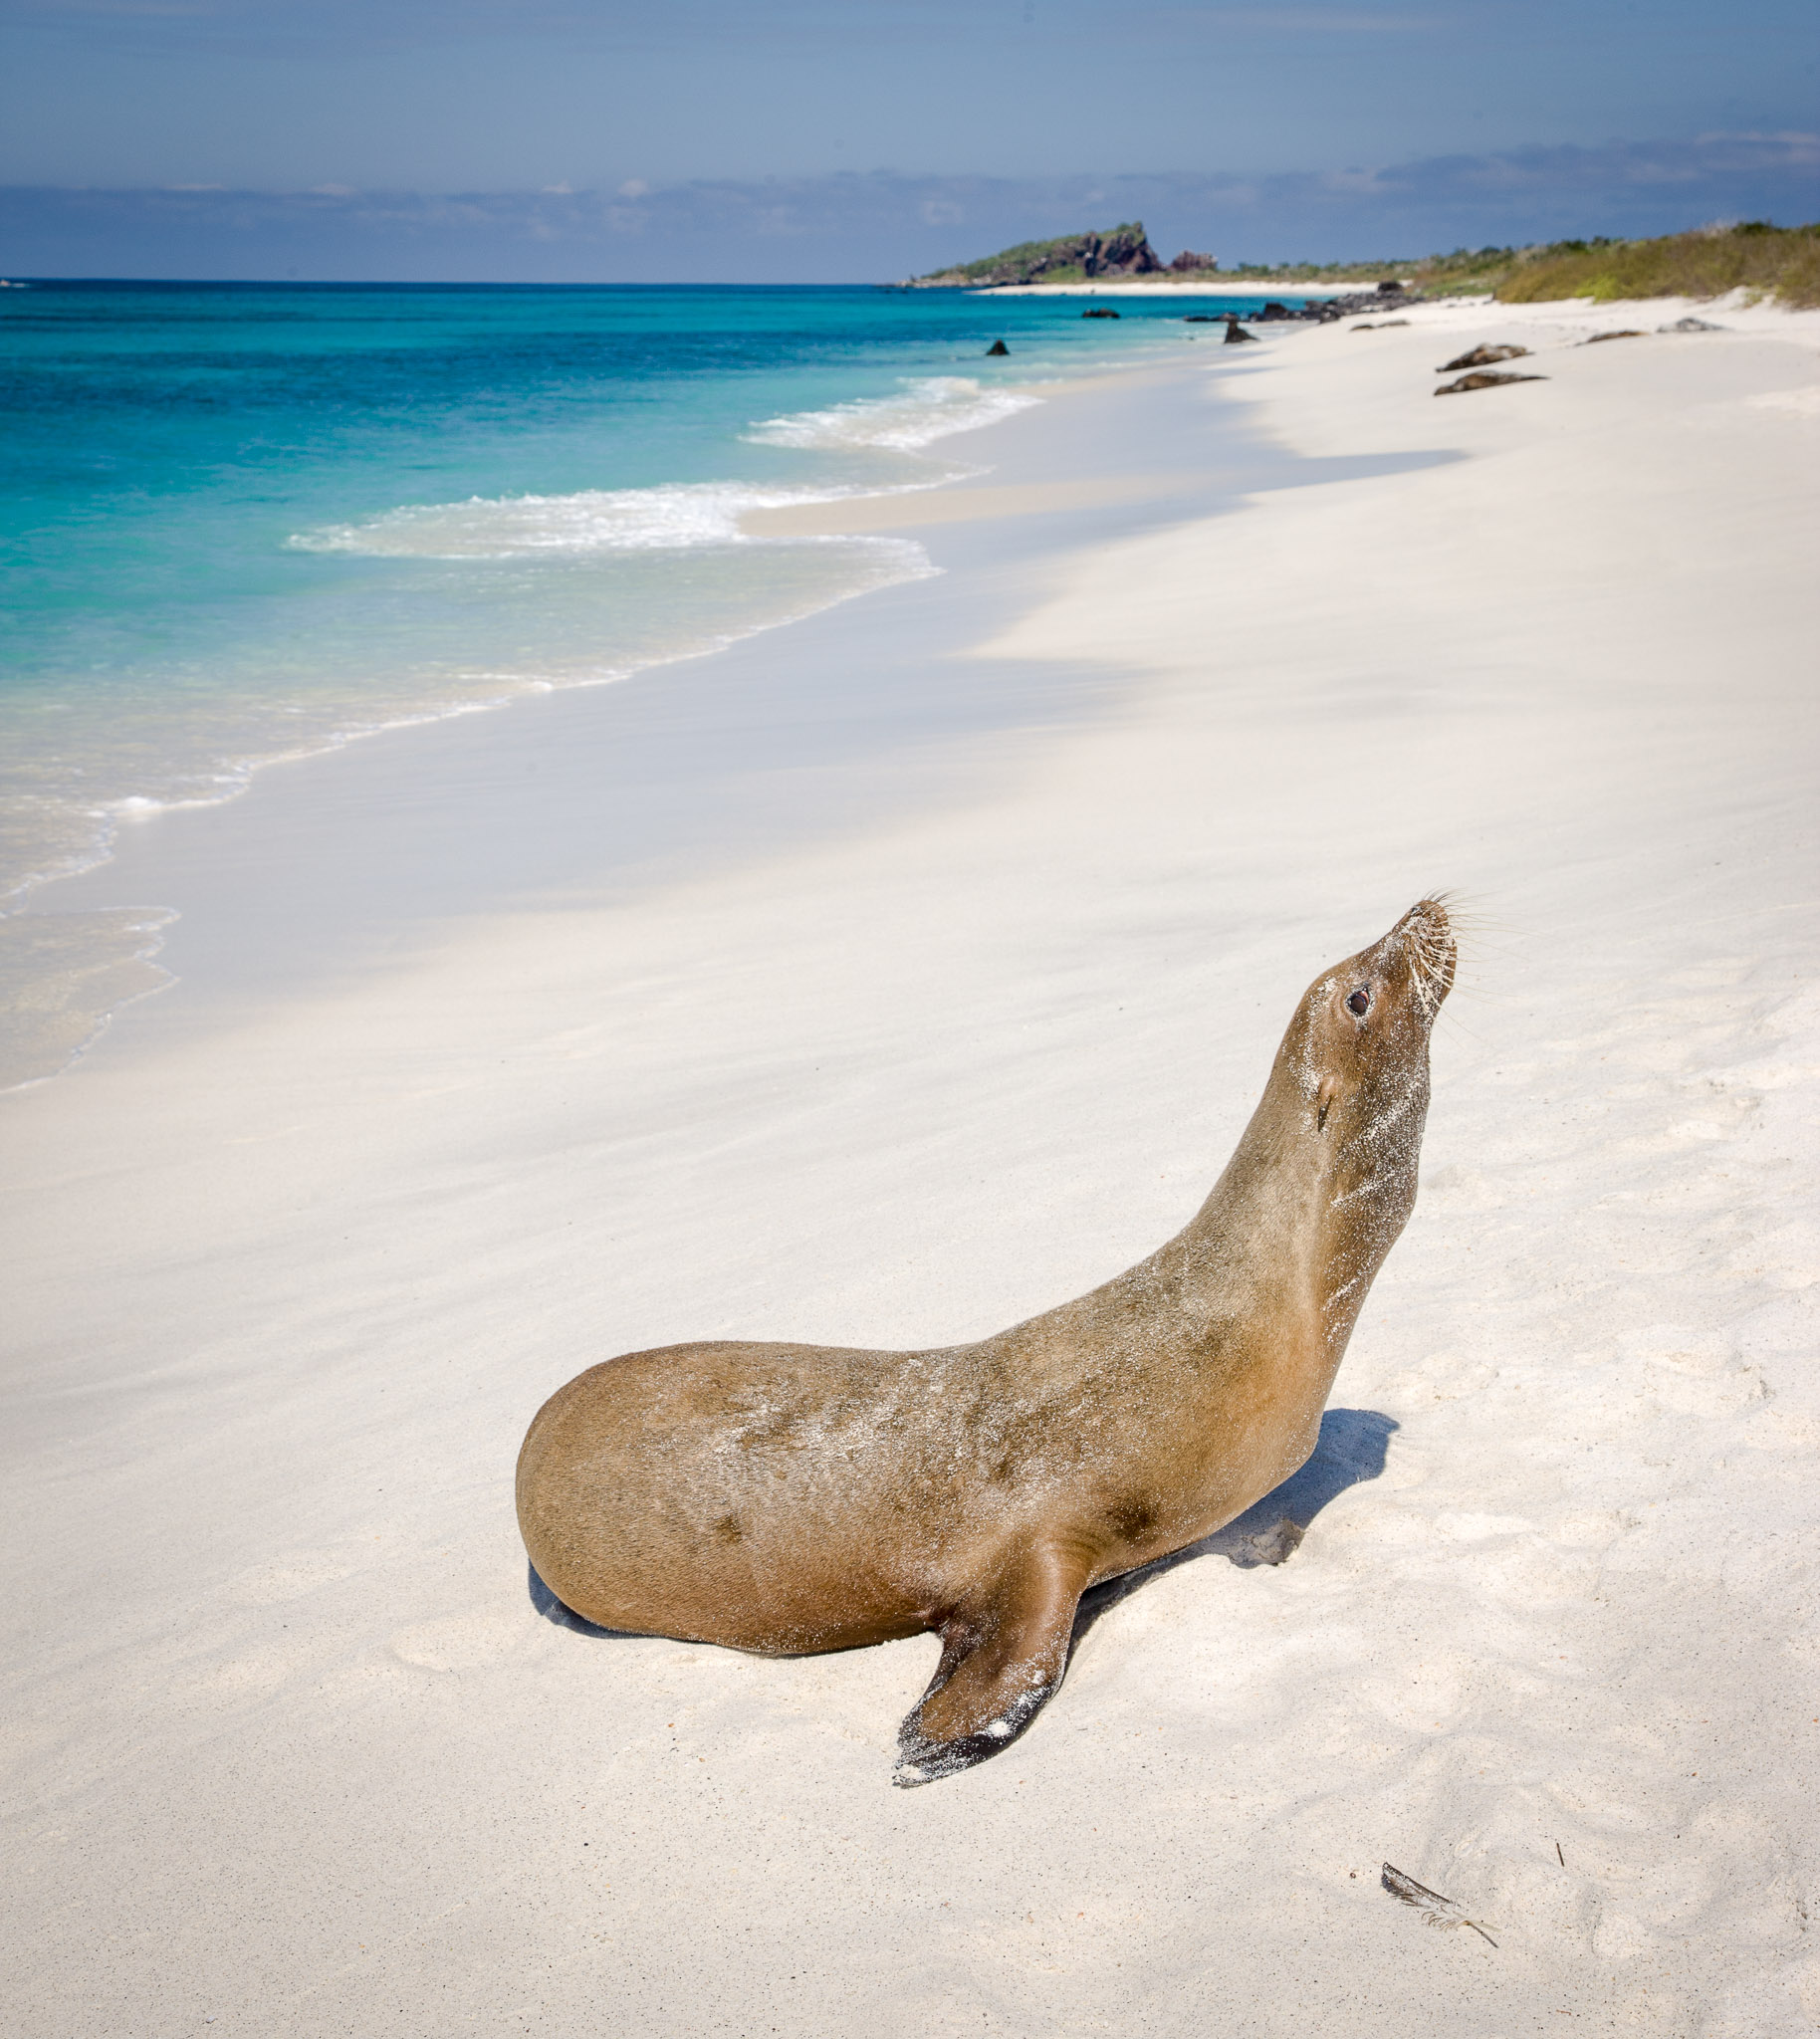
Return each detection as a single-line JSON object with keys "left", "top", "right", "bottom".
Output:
{"left": 1316, "top": 1072, "right": 1339, "bottom": 1131}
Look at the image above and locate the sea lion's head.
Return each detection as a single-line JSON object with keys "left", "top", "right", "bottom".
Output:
{"left": 1269, "top": 896, "right": 1455, "bottom": 1330}
{"left": 1300, "top": 894, "right": 1454, "bottom": 1126}
{"left": 1271, "top": 895, "right": 1455, "bottom": 1202}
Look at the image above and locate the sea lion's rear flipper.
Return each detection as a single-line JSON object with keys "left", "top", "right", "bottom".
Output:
{"left": 892, "top": 1542, "right": 1090, "bottom": 1787}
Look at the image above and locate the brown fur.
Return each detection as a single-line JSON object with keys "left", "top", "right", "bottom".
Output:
{"left": 517, "top": 899, "right": 1454, "bottom": 1783}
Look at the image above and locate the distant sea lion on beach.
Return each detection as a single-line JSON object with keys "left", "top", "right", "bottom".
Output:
{"left": 517, "top": 900, "right": 1455, "bottom": 1784}
{"left": 1437, "top": 342, "right": 1531, "bottom": 371}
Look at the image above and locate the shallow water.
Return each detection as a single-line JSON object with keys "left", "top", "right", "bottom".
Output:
{"left": 0, "top": 281, "right": 1305, "bottom": 1079}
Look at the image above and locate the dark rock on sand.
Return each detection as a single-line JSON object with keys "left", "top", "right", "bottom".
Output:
{"left": 1438, "top": 342, "right": 1530, "bottom": 371}
{"left": 986, "top": 340, "right": 1010, "bottom": 356}
{"left": 1303, "top": 288, "right": 1418, "bottom": 324}
{"left": 1663, "top": 316, "right": 1724, "bottom": 332}
{"left": 1435, "top": 370, "right": 1548, "bottom": 395}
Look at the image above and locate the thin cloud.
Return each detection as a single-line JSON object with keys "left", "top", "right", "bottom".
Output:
{"left": 1694, "top": 128, "right": 1820, "bottom": 159}
{"left": 1143, "top": 6, "right": 1437, "bottom": 29}
{"left": 4, "top": 136, "right": 1816, "bottom": 283}
{"left": 11, "top": 1, "right": 227, "bottom": 14}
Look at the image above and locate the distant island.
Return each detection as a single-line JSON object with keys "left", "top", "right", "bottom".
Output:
{"left": 905, "top": 218, "right": 1820, "bottom": 307}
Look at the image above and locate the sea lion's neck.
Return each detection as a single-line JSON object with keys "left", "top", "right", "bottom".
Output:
{"left": 1312, "top": 1060, "right": 1430, "bottom": 1351}
{"left": 1178, "top": 1051, "right": 1429, "bottom": 1355}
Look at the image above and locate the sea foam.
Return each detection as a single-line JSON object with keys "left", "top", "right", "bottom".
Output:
{"left": 289, "top": 481, "right": 867, "bottom": 560}
{"left": 294, "top": 377, "right": 1041, "bottom": 560}
{"left": 746, "top": 376, "right": 1041, "bottom": 453}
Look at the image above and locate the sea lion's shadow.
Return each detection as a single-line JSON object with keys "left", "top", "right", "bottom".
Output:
{"left": 528, "top": 1406, "right": 1398, "bottom": 1646}
{"left": 1071, "top": 1406, "right": 1399, "bottom": 1647}
{"left": 528, "top": 1563, "right": 646, "bottom": 1639}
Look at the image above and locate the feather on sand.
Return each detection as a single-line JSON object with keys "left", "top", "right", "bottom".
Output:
{"left": 1380, "top": 1863, "right": 1499, "bottom": 1947}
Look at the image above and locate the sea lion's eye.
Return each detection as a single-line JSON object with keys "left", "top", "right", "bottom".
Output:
{"left": 1346, "top": 987, "right": 1371, "bottom": 1017}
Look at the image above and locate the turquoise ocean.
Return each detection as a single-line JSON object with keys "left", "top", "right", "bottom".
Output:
{"left": 0, "top": 281, "right": 1296, "bottom": 1071}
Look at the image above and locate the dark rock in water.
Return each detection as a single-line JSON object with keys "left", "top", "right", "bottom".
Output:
{"left": 986, "top": 339, "right": 1010, "bottom": 356}
{"left": 1081, "top": 307, "right": 1121, "bottom": 319}
{"left": 1584, "top": 329, "right": 1646, "bottom": 343}
{"left": 1224, "top": 322, "right": 1258, "bottom": 344}
{"left": 1255, "top": 301, "right": 1295, "bottom": 321}
{"left": 1662, "top": 316, "right": 1724, "bottom": 332}
{"left": 1435, "top": 370, "right": 1548, "bottom": 394}
{"left": 1438, "top": 342, "right": 1530, "bottom": 371}
{"left": 1183, "top": 315, "right": 1222, "bottom": 323}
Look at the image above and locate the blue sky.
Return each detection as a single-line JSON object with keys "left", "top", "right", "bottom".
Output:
{"left": 2, "top": 0, "right": 1816, "bottom": 276}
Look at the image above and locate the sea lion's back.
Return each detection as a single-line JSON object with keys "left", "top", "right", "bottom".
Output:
{"left": 515, "top": 1339, "right": 936, "bottom": 1651}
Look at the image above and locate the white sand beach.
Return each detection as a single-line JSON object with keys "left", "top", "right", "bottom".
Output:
{"left": 5, "top": 294, "right": 1820, "bottom": 2036}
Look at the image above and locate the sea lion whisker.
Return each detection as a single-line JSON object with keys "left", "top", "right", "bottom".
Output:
{"left": 1432, "top": 1003, "right": 1495, "bottom": 1052}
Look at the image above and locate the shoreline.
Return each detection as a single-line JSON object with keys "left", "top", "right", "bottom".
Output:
{"left": 5, "top": 291, "right": 1820, "bottom": 2036}
{"left": 0, "top": 353, "right": 1060, "bottom": 1093}
{"left": 22, "top": 342, "right": 1433, "bottom": 1073}
{"left": 0, "top": 291, "right": 1204, "bottom": 1092}
{"left": 0, "top": 510, "right": 942, "bottom": 1091}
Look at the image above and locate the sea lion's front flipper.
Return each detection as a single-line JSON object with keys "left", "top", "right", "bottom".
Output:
{"left": 892, "top": 1541, "right": 1091, "bottom": 1787}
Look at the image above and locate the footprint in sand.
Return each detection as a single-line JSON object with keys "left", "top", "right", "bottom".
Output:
{"left": 390, "top": 1609, "right": 529, "bottom": 1673}
{"left": 223, "top": 1550, "right": 361, "bottom": 1605}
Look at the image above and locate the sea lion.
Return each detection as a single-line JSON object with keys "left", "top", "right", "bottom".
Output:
{"left": 517, "top": 898, "right": 1454, "bottom": 1784}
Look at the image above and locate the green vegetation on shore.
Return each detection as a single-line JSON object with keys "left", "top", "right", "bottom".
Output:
{"left": 1187, "top": 223, "right": 1820, "bottom": 305}
{"left": 1297, "top": 222, "right": 1815, "bottom": 305}
{"left": 915, "top": 219, "right": 1820, "bottom": 308}
{"left": 1492, "top": 221, "right": 1820, "bottom": 307}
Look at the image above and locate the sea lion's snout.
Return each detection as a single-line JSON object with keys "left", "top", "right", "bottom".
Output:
{"left": 1393, "top": 896, "right": 1457, "bottom": 1019}
{"left": 1298, "top": 898, "right": 1454, "bottom": 1130}
{"left": 1329, "top": 898, "right": 1454, "bottom": 1036}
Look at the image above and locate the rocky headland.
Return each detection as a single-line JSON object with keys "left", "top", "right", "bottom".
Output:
{"left": 906, "top": 222, "right": 1165, "bottom": 288}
